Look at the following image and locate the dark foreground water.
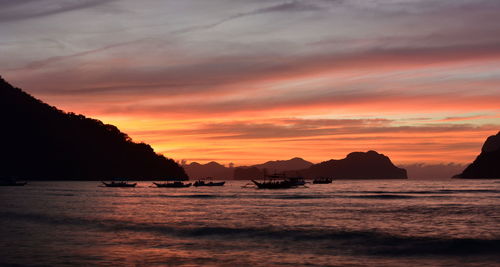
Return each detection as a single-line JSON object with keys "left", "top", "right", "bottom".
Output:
{"left": 1, "top": 180, "right": 499, "bottom": 267}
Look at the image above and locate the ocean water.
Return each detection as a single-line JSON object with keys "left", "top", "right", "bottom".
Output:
{"left": 1, "top": 180, "right": 499, "bottom": 267}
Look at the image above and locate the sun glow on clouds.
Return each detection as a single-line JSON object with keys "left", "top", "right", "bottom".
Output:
{"left": 1, "top": 0, "right": 500, "bottom": 165}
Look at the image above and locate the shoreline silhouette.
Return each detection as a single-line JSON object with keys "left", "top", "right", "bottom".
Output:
{"left": 1, "top": 75, "right": 498, "bottom": 181}
{"left": 0, "top": 76, "right": 186, "bottom": 181}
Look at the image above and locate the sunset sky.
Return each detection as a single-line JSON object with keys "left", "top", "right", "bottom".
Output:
{"left": 1, "top": 0, "right": 499, "bottom": 166}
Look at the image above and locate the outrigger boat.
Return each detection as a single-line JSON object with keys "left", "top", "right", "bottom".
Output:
{"left": 251, "top": 174, "right": 302, "bottom": 189}
{"left": 102, "top": 181, "right": 137, "bottom": 187}
{"left": 193, "top": 180, "right": 225, "bottom": 187}
{"left": 251, "top": 179, "right": 295, "bottom": 189}
{"left": 0, "top": 179, "right": 27, "bottom": 186}
{"left": 313, "top": 177, "right": 333, "bottom": 184}
{"left": 153, "top": 181, "right": 192, "bottom": 188}
{"left": 287, "top": 176, "right": 306, "bottom": 186}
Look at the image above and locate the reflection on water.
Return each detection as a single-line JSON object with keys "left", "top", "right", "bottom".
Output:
{"left": 1, "top": 180, "right": 499, "bottom": 266}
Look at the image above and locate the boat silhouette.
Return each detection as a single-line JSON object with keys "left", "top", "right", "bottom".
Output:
{"left": 251, "top": 179, "right": 295, "bottom": 189}
{"left": 312, "top": 177, "right": 333, "bottom": 184}
{"left": 251, "top": 173, "right": 301, "bottom": 189}
{"left": 287, "top": 176, "right": 306, "bottom": 186}
{"left": 153, "top": 181, "right": 192, "bottom": 188}
{"left": 0, "top": 178, "right": 27, "bottom": 186}
{"left": 193, "top": 180, "right": 225, "bottom": 187}
{"left": 102, "top": 181, "right": 137, "bottom": 187}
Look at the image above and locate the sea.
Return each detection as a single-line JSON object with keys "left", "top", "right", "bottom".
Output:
{"left": 1, "top": 180, "right": 499, "bottom": 267}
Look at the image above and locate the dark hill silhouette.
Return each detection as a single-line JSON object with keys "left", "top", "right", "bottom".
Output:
{"left": 253, "top": 157, "right": 313, "bottom": 172}
{"left": 233, "top": 157, "right": 313, "bottom": 179}
{"left": 0, "top": 76, "right": 186, "bottom": 180}
{"left": 196, "top": 154, "right": 406, "bottom": 180}
{"left": 184, "top": 157, "right": 313, "bottom": 180}
{"left": 182, "top": 161, "right": 233, "bottom": 179}
{"left": 233, "top": 166, "right": 264, "bottom": 180}
{"left": 454, "top": 131, "right": 500, "bottom": 178}
{"left": 294, "top": 151, "right": 407, "bottom": 179}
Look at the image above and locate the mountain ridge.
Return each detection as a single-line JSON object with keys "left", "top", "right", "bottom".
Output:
{"left": 291, "top": 150, "right": 407, "bottom": 179}
{"left": 182, "top": 161, "right": 233, "bottom": 179}
{"left": 454, "top": 131, "right": 500, "bottom": 178}
{"left": 0, "top": 76, "right": 187, "bottom": 180}
{"left": 187, "top": 152, "right": 407, "bottom": 180}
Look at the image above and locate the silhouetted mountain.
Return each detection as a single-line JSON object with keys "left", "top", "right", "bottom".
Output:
{"left": 253, "top": 157, "right": 313, "bottom": 172}
{"left": 0, "top": 76, "right": 187, "bottom": 180}
{"left": 185, "top": 158, "right": 311, "bottom": 180}
{"left": 233, "top": 157, "right": 313, "bottom": 179}
{"left": 295, "top": 151, "right": 407, "bottom": 179}
{"left": 234, "top": 166, "right": 264, "bottom": 180}
{"left": 454, "top": 132, "right": 500, "bottom": 178}
{"left": 182, "top": 161, "right": 233, "bottom": 179}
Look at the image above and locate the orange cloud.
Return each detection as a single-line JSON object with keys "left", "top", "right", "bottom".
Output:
{"left": 115, "top": 117, "right": 498, "bottom": 166}
{"left": 3, "top": 22, "right": 500, "bottom": 167}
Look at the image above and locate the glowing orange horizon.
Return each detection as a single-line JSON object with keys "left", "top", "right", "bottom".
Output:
{"left": 2, "top": 2, "right": 500, "bottom": 167}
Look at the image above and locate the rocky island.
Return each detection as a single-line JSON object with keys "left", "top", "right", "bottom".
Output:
{"left": 298, "top": 151, "right": 407, "bottom": 179}
{"left": 454, "top": 132, "right": 500, "bottom": 179}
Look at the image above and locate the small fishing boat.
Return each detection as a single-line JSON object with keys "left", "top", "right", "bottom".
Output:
{"left": 251, "top": 174, "right": 306, "bottom": 189}
{"left": 251, "top": 179, "right": 295, "bottom": 189}
{"left": 102, "top": 181, "right": 137, "bottom": 187}
{"left": 313, "top": 177, "right": 333, "bottom": 184}
{"left": 193, "top": 180, "right": 225, "bottom": 187}
{"left": 153, "top": 181, "right": 192, "bottom": 188}
{"left": 0, "top": 179, "right": 27, "bottom": 186}
{"left": 288, "top": 176, "right": 306, "bottom": 186}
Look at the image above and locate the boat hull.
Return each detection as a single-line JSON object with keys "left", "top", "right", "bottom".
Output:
{"left": 251, "top": 180, "right": 295, "bottom": 189}
{"left": 283, "top": 177, "right": 306, "bottom": 186}
{"left": 102, "top": 182, "right": 137, "bottom": 187}
{"left": 0, "top": 182, "right": 27, "bottom": 186}
{"left": 312, "top": 179, "right": 333, "bottom": 184}
{"left": 193, "top": 181, "right": 225, "bottom": 187}
{"left": 153, "top": 182, "right": 192, "bottom": 188}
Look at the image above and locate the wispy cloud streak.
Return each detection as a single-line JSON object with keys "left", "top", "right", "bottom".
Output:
{"left": 1, "top": 0, "right": 500, "bottom": 165}
{"left": 0, "top": 0, "right": 116, "bottom": 22}
{"left": 172, "top": 1, "right": 323, "bottom": 34}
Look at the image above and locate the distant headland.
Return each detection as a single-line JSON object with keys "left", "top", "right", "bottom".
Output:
{"left": 0, "top": 76, "right": 187, "bottom": 180}
{"left": 454, "top": 131, "right": 500, "bottom": 179}
{"left": 185, "top": 151, "right": 407, "bottom": 179}
{"left": 295, "top": 151, "right": 407, "bottom": 179}
{"left": 2, "top": 75, "right": 498, "bottom": 181}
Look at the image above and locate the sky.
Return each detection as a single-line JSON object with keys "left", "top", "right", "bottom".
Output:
{"left": 1, "top": 0, "right": 499, "bottom": 166}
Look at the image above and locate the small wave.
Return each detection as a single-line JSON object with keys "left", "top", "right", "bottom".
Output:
{"left": 374, "top": 238, "right": 500, "bottom": 256}
{"left": 339, "top": 189, "right": 500, "bottom": 195}
{"left": 162, "top": 194, "right": 238, "bottom": 199}
{"left": 113, "top": 194, "right": 238, "bottom": 199}
{"left": 355, "top": 190, "right": 437, "bottom": 194}
{"left": 3, "top": 211, "right": 499, "bottom": 257}
{"left": 46, "top": 189, "right": 80, "bottom": 192}
{"left": 437, "top": 189, "right": 500, "bottom": 193}
{"left": 345, "top": 194, "right": 416, "bottom": 199}
{"left": 272, "top": 195, "right": 329, "bottom": 200}
{"left": 46, "top": 193, "right": 75, "bottom": 197}
{"left": 170, "top": 194, "right": 218, "bottom": 198}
